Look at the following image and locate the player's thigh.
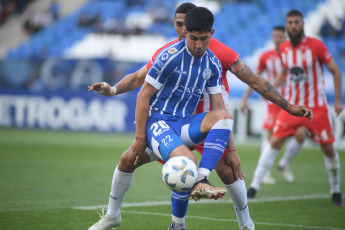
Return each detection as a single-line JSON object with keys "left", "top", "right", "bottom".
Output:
{"left": 146, "top": 119, "right": 184, "bottom": 162}
{"left": 200, "top": 110, "right": 232, "bottom": 133}
{"left": 180, "top": 113, "right": 207, "bottom": 146}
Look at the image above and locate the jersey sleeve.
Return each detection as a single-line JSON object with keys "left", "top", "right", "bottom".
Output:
{"left": 257, "top": 53, "right": 266, "bottom": 72}
{"left": 209, "top": 39, "right": 239, "bottom": 70}
{"left": 317, "top": 40, "right": 333, "bottom": 64}
{"left": 145, "top": 39, "right": 179, "bottom": 70}
{"left": 206, "top": 57, "right": 222, "bottom": 94}
{"left": 146, "top": 49, "right": 178, "bottom": 90}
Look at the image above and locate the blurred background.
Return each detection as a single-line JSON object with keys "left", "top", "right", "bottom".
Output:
{"left": 0, "top": 0, "right": 344, "bottom": 148}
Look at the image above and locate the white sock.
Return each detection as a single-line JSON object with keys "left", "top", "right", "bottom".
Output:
{"left": 261, "top": 139, "right": 272, "bottom": 177}
{"left": 226, "top": 179, "right": 253, "bottom": 229}
{"left": 324, "top": 152, "right": 341, "bottom": 194}
{"left": 250, "top": 146, "right": 280, "bottom": 190}
{"left": 261, "top": 139, "right": 270, "bottom": 155}
{"left": 107, "top": 166, "right": 135, "bottom": 218}
{"left": 279, "top": 138, "right": 302, "bottom": 167}
{"left": 196, "top": 168, "right": 210, "bottom": 181}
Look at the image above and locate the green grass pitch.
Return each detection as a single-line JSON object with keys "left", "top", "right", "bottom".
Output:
{"left": 0, "top": 128, "right": 344, "bottom": 229}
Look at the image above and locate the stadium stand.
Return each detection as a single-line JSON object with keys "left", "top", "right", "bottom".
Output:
{"left": 1, "top": 0, "right": 344, "bottom": 96}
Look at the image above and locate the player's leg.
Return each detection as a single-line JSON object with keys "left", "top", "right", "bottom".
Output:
{"left": 196, "top": 110, "right": 233, "bottom": 180}
{"left": 320, "top": 143, "right": 344, "bottom": 206}
{"left": 261, "top": 129, "right": 276, "bottom": 184}
{"left": 181, "top": 111, "right": 233, "bottom": 200}
{"left": 88, "top": 147, "right": 154, "bottom": 230}
{"left": 247, "top": 135, "right": 286, "bottom": 198}
{"left": 215, "top": 158, "right": 254, "bottom": 230}
{"left": 278, "top": 126, "right": 307, "bottom": 182}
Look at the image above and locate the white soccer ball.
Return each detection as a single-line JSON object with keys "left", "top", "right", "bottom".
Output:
{"left": 162, "top": 156, "right": 198, "bottom": 192}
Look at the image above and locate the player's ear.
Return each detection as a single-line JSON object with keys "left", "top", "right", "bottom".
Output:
{"left": 210, "top": 28, "right": 215, "bottom": 37}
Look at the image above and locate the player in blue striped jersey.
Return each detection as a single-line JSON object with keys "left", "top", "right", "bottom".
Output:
{"left": 131, "top": 7, "right": 234, "bottom": 223}
{"left": 146, "top": 39, "right": 222, "bottom": 118}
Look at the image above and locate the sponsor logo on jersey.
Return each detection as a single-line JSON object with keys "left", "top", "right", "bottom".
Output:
{"left": 176, "top": 85, "right": 203, "bottom": 97}
{"left": 203, "top": 68, "right": 212, "bottom": 80}
{"left": 161, "top": 53, "right": 169, "bottom": 61}
{"left": 289, "top": 66, "right": 308, "bottom": 83}
{"left": 168, "top": 48, "right": 178, "bottom": 54}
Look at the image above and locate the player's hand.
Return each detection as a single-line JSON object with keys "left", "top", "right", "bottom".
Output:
{"left": 131, "top": 138, "right": 147, "bottom": 166}
{"left": 288, "top": 104, "right": 313, "bottom": 121}
{"left": 334, "top": 101, "right": 343, "bottom": 116}
{"left": 88, "top": 82, "right": 116, "bottom": 96}
{"left": 240, "top": 100, "right": 248, "bottom": 114}
{"left": 226, "top": 150, "right": 245, "bottom": 180}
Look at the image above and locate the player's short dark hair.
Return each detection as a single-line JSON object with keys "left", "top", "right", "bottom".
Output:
{"left": 185, "top": 7, "right": 214, "bottom": 33}
{"left": 273, "top": 26, "right": 285, "bottom": 33}
{"left": 286, "top": 9, "right": 303, "bottom": 19}
{"left": 175, "top": 2, "right": 196, "bottom": 15}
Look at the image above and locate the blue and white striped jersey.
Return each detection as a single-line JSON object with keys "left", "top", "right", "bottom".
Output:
{"left": 145, "top": 40, "right": 222, "bottom": 118}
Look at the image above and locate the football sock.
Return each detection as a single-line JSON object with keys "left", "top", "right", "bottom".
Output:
{"left": 198, "top": 119, "right": 232, "bottom": 180}
{"left": 279, "top": 137, "right": 302, "bottom": 167}
{"left": 171, "top": 190, "right": 189, "bottom": 223}
{"left": 250, "top": 146, "right": 280, "bottom": 190}
{"left": 261, "top": 139, "right": 270, "bottom": 155}
{"left": 226, "top": 179, "right": 253, "bottom": 229}
{"left": 107, "top": 166, "right": 134, "bottom": 218}
{"left": 324, "top": 152, "right": 341, "bottom": 194}
{"left": 260, "top": 139, "right": 272, "bottom": 177}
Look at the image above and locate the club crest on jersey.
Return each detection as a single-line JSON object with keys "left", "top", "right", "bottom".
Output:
{"left": 203, "top": 68, "right": 212, "bottom": 80}
{"left": 168, "top": 47, "right": 177, "bottom": 54}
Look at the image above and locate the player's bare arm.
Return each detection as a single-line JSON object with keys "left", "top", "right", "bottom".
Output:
{"left": 132, "top": 82, "right": 158, "bottom": 165}
{"left": 115, "top": 65, "right": 148, "bottom": 95}
{"left": 88, "top": 65, "right": 148, "bottom": 96}
{"left": 230, "top": 58, "right": 313, "bottom": 121}
{"left": 240, "top": 70, "right": 262, "bottom": 113}
{"left": 325, "top": 59, "right": 343, "bottom": 115}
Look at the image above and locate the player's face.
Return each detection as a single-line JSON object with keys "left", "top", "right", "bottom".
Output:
{"left": 185, "top": 29, "right": 215, "bottom": 58}
{"left": 286, "top": 15, "right": 304, "bottom": 46}
{"left": 272, "top": 30, "right": 286, "bottom": 49}
{"left": 174, "top": 13, "right": 187, "bottom": 40}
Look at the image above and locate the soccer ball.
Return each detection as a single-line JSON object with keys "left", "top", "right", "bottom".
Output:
{"left": 162, "top": 156, "right": 198, "bottom": 192}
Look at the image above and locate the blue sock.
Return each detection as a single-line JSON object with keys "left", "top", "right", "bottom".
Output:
{"left": 199, "top": 119, "right": 232, "bottom": 174}
{"left": 171, "top": 190, "right": 189, "bottom": 218}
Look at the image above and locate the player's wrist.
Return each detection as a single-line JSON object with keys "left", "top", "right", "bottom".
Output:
{"left": 286, "top": 104, "right": 293, "bottom": 113}
{"left": 110, "top": 86, "right": 117, "bottom": 96}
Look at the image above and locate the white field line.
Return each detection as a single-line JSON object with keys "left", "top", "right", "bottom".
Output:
{"left": 73, "top": 193, "right": 330, "bottom": 210}
{"left": 121, "top": 210, "right": 345, "bottom": 230}
{"left": 74, "top": 194, "right": 345, "bottom": 230}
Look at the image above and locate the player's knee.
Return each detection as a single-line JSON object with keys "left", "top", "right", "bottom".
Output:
{"left": 295, "top": 126, "right": 307, "bottom": 143}
{"left": 215, "top": 110, "right": 233, "bottom": 120}
{"left": 271, "top": 137, "right": 285, "bottom": 149}
{"left": 321, "top": 144, "right": 335, "bottom": 158}
{"left": 118, "top": 147, "right": 137, "bottom": 173}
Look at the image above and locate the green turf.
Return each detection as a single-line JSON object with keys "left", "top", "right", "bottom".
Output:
{"left": 0, "top": 128, "right": 344, "bottom": 229}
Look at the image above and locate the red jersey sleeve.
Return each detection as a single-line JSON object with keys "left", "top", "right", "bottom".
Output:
{"left": 257, "top": 52, "right": 267, "bottom": 72}
{"left": 316, "top": 40, "right": 333, "bottom": 65}
{"left": 145, "top": 39, "right": 179, "bottom": 70}
{"left": 208, "top": 38, "right": 239, "bottom": 70}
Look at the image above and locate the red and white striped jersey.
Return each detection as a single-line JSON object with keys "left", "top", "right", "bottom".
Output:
{"left": 257, "top": 49, "right": 286, "bottom": 103}
{"left": 279, "top": 36, "right": 333, "bottom": 108}
{"left": 146, "top": 38, "right": 239, "bottom": 113}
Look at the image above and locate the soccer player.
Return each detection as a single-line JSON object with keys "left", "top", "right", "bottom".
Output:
{"left": 247, "top": 9, "right": 344, "bottom": 207}
{"left": 88, "top": 4, "right": 312, "bottom": 230}
{"left": 241, "top": 26, "right": 307, "bottom": 183}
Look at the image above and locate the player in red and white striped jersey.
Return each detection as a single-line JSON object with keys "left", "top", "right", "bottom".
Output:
{"left": 248, "top": 9, "right": 344, "bottom": 206}
{"left": 241, "top": 26, "right": 307, "bottom": 184}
